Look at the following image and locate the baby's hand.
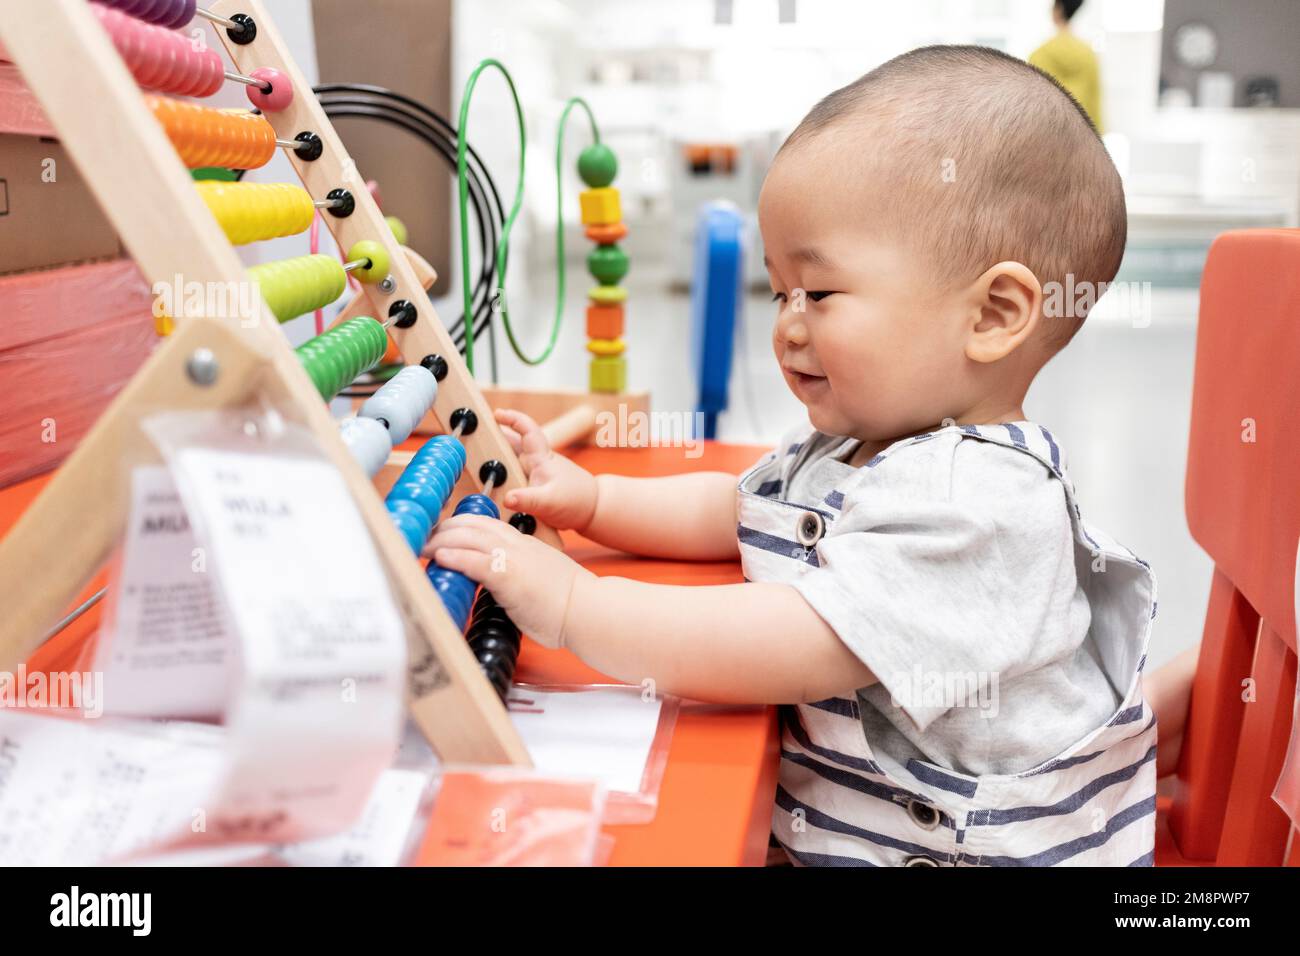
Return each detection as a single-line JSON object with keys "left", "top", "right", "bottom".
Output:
{"left": 426, "top": 513, "right": 594, "bottom": 649}
{"left": 494, "top": 408, "right": 599, "bottom": 532}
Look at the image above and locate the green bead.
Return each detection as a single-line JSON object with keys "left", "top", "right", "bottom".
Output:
{"left": 295, "top": 316, "right": 387, "bottom": 400}
{"left": 578, "top": 144, "right": 618, "bottom": 188}
{"left": 587, "top": 243, "right": 629, "bottom": 285}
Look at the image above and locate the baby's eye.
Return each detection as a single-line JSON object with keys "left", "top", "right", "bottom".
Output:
{"left": 807, "top": 291, "right": 836, "bottom": 302}
{"left": 771, "top": 291, "right": 787, "bottom": 304}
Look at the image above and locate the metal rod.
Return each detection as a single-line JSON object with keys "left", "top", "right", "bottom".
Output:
{"left": 41, "top": 587, "right": 107, "bottom": 643}
{"left": 224, "top": 69, "right": 272, "bottom": 93}
{"left": 196, "top": 8, "right": 241, "bottom": 30}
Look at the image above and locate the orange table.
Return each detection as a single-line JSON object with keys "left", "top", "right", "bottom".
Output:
{"left": 0, "top": 440, "right": 781, "bottom": 867}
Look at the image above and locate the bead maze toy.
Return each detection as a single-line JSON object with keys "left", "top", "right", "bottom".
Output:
{"left": 0, "top": 0, "right": 589, "bottom": 765}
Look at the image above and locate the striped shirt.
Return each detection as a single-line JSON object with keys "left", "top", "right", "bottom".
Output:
{"left": 738, "top": 420, "right": 1158, "bottom": 866}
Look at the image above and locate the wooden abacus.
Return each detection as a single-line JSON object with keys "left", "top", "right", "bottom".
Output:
{"left": 0, "top": 0, "right": 561, "bottom": 765}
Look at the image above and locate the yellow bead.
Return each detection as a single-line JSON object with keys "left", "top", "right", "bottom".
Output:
{"left": 155, "top": 313, "right": 175, "bottom": 337}
{"left": 586, "top": 337, "right": 625, "bottom": 357}
{"left": 588, "top": 285, "right": 628, "bottom": 305}
{"left": 579, "top": 187, "right": 621, "bottom": 226}
{"left": 347, "top": 240, "right": 390, "bottom": 284}
{"left": 385, "top": 215, "right": 409, "bottom": 246}
{"left": 589, "top": 355, "right": 626, "bottom": 393}
{"left": 195, "top": 181, "right": 314, "bottom": 245}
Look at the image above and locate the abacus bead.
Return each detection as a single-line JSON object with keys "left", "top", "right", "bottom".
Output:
{"left": 246, "top": 67, "right": 294, "bottom": 112}
{"left": 338, "top": 415, "right": 393, "bottom": 479}
{"left": 248, "top": 254, "right": 346, "bottom": 323}
{"left": 347, "top": 240, "right": 390, "bottom": 283}
{"left": 403, "top": 455, "right": 459, "bottom": 504}
{"left": 454, "top": 493, "right": 500, "bottom": 520}
{"left": 386, "top": 216, "right": 409, "bottom": 246}
{"left": 294, "top": 316, "right": 387, "bottom": 399}
{"left": 587, "top": 244, "right": 629, "bottom": 285}
{"left": 578, "top": 187, "right": 621, "bottom": 226}
{"left": 417, "top": 435, "right": 467, "bottom": 471}
{"left": 146, "top": 95, "right": 276, "bottom": 169}
{"left": 426, "top": 567, "right": 476, "bottom": 631}
{"left": 386, "top": 499, "right": 433, "bottom": 554}
{"left": 359, "top": 365, "right": 437, "bottom": 443}
{"left": 387, "top": 479, "right": 445, "bottom": 527}
{"left": 195, "top": 181, "right": 314, "bottom": 245}
{"left": 577, "top": 143, "right": 618, "bottom": 188}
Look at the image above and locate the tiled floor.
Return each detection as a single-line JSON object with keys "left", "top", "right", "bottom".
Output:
{"left": 469, "top": 267, "right": 1208, "bottom": 670}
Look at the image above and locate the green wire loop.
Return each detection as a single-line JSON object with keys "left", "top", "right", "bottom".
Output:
{"left": 456, "top": 58, "right": 599, "bottom": 373}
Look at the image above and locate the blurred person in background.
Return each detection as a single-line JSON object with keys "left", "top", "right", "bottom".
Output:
{"left": 1029, "top": 0, "right": 1103, "bottom": 131}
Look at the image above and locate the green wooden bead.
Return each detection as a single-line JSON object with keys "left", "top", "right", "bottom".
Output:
{"left": 587, "top": 243, "right": 629, "bottom": 285}
{"left": 578, "top": 144, "right": 618, "bottom": 188}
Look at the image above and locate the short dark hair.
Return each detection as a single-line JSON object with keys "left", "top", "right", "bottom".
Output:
{"left": 1057, "top": 0, "right": 1085, "bottom": 22}
{"left": 777, "top": 45, "right": 1126, "bottom": 349}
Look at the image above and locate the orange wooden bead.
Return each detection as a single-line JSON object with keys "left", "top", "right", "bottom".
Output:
{"left": 585, "top": 222, "right": 628, "bottom": 244}
{"left": 586, "top": 303, "right": 624, "bottom": 339}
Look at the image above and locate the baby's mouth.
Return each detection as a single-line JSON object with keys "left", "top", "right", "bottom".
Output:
{"left": 784, "top": 366, "right": 828, "bottom": 394}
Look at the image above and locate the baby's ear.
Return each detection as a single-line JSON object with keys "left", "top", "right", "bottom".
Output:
{"left": 964, "top": 261, "right": 1043, "bottom": 364}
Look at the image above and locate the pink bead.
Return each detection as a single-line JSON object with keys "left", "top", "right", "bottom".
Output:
{"left": 92, "top": 4, "right": 222, "bottom": 98}
{"left": 246, "top": 68, "right": 294, "bottom": 112}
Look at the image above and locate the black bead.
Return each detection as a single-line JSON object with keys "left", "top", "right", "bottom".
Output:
{"left": 420, "top": 354, "right": 448, "bottom": 380}
{"left": 388, "top": 300, "right": 418, "bottom": 328}
{"left": 478, "top": 459, "right": 507, "bottom": 489}
{"left": 325, "top": 188, "right": 354, "bottom": 218}
{"left": 509, "top": 512, "right": 537, "bottom": 535}
{"left": 449, "top": 408, "right": 477, "bottom": 436}
{"left": 227, "top": 13, "right": 257, "bottom": 44}
{"left": 293, "top": 131, "right": 323, "bottom": 161}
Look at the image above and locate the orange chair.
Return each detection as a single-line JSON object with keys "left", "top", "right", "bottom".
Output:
{"left": 1155, "top": 229, "right": 1300, "bottom": 866}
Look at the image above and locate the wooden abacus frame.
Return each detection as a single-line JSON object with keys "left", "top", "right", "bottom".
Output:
{"left": 0, "top": 0, "right": 548, "bottom": 765}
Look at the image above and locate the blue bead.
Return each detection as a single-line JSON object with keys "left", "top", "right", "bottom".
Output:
{"left": 386, "top": 501, "right": 432, "bottom": 554}
{"left": 386, "top": 478, "right": 445, "bottom": 525}
{"left": 426, "top": 564, "right": 476, "bottom": 631}
{"left": 454, "top": 493, "right": 500, "bottom": 520}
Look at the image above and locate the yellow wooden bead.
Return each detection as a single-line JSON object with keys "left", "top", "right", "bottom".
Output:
{"left": 579, "top": 187, "right": 621, "bottom": 226}
{"left": 588, "top": 284, "right": 628, "bottom": 305}
{"left": 586, "top": 337, "right": 625, "bottom": 357}
{"left": 589, "top": 355, "right": 626, "bottom": 393}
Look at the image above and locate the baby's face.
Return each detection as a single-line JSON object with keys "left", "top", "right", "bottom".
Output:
{"left": 758, "top": 144, "right": 977, "bottom": 442}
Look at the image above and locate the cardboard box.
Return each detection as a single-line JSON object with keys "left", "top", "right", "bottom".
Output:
{"left": 0, "top": 134, "right": 122, "bottom": 275}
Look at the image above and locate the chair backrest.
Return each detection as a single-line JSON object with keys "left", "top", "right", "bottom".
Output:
{"left": 1174, "top": 229, "right": 1300, "bottom": 865}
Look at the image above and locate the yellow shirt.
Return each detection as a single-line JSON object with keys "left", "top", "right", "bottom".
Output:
{"left": 1029, "top": 31, "right": 1103, "bottom": 133}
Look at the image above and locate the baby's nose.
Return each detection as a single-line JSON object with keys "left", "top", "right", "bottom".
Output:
{"left": 776, "top": 309, "right": 810, "bottom": 347}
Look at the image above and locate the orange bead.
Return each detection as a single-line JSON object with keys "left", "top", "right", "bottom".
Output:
{"left": 586, "top": 303, "right": 624, "bottom": 339}
{"left": 585, "top": 222, "right": 628, "bottom": 244}
{"left": 146, "top": 95, "right": 277, "bottom": 170}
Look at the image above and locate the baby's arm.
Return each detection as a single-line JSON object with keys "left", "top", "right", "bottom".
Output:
{"left": 563, "top": 575, "right": 878, "bottom": 703}
{"left": 427, "top": 513, "right": 876, "bottom": 704}
{"left": 580, "top": 472, "right": 740, "bottom": 562}
{"left": 494, "top": 409, "right": 738, "bottom": 562}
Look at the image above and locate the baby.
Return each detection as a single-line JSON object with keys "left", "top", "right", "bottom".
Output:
{"left": 427, "top": 46, "right": 1157, "bottom": 867}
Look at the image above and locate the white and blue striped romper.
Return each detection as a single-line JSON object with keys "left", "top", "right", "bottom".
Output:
{"left": 737, "top": 421, "right": 1158, "bottom": 866}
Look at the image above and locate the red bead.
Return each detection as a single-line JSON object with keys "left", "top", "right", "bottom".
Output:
{"left": 246, "top": 68, "right": 294, "bottom": 112}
